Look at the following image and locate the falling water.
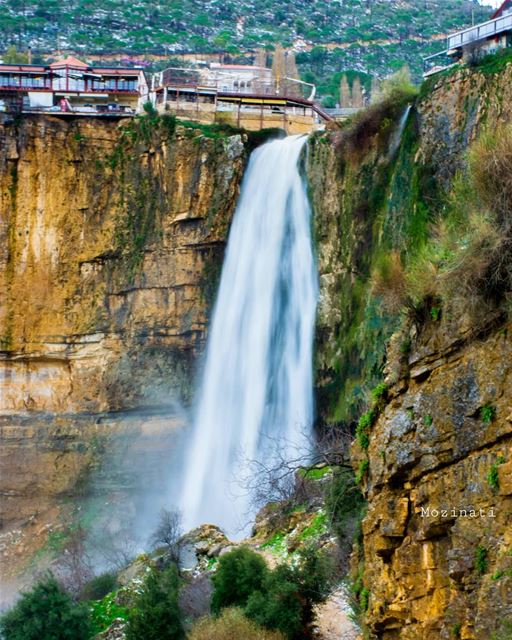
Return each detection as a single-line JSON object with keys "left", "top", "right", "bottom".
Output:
{"left": 388, "top": 104, "right": 411, "bottom": 159}
{"left": 179, "top": 135, "right": 318, "bottom": 537}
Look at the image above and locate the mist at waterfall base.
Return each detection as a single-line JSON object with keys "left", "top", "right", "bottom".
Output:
{"left": 177, "top": 135, "right": 319, "bottom": 538}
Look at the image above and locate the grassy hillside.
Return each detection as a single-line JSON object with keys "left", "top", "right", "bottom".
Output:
{"left": 0, "top": 0, "right": 491, "bottom": 81}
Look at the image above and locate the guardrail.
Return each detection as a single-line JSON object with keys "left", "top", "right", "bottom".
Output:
{"left": 448, "top": 12, "right": 512, "bottom": 49}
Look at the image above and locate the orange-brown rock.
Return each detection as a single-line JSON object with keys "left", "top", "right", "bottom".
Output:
{"left": 0, "top": 114, "right": 246, "bottom": 588}
{"left": 355, "top": 318, "right": 512, "bottom": 639}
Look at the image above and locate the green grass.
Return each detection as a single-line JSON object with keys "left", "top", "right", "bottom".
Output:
{"left": 371, "top": 382, "right": 388, "bottom": 400}
{"left": 90, "top": 590, "right": 129, "bottom": 635}
{"left": 355, "top": 460, "right": 369, "bottom": 484}
{"left": 261, "top": 532, "right": 287, "bottom": 555}
{"left": 299, "top": 466, "right": 332, "bottom": 481}
{"left": 359, "top": 587, "right": 370, "bottom": 612}
{"left": 298, "top": 511, "right": 328, "bottom": 542}
{"left": 475, "top": 48, "right": 512, "bottom": 75}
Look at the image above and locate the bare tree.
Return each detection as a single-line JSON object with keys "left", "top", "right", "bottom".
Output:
{"left": 241, "top": 426, "right": 354, "bottom": 516}
{"left": 90, "top": 529, "right": 142, "bottom": 572}
{"left": 149, "top": 509, "right": 183, "bottom": 564}
{"left": 339, "top": 74, "right": 351, "bottom": 108}
{"left": 351, "top": 77, "right": 365, "bottom": 108}
{"left": 54, "top": 526, "right": 94, "bottom": 597}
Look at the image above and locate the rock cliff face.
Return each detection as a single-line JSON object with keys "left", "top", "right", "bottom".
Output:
{"left": 0, "top": 114, "right": 245, "bottom": 584}
{"left": 358, "top": 318, "right": 512, "bottom": 639}
{"left": 0, "top": 115, "right": 245, "bottom": 412}
{"left": 308, "top": 64, "right": 512, "bottom": 638}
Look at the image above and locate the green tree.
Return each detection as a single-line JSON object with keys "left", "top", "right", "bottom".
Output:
{"left": 3, "top": 44, "right": 28, "bottom": 63}
{"left": 211, "top": 547, "right": 268, "bottom": 614}
{"left": 245, "top": 566, "right": 303, "bottom": 639}
{"left": 245, "top": 547, "right": 332, "bottom": 639}
{"left": 0, "top": 574, "right": 92, "bottom": 640}
{"left": 126, "top": 565, "right": 184, "bottom": 640}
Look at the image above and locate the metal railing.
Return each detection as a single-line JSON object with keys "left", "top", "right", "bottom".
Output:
{"left": 448, "top": 12, "right": 512, "bottom": 49}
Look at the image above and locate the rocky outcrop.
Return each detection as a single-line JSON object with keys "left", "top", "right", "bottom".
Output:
{"left": 308, "top": 62, "right": 512, "bottom": 638}
{"left": 0, "top": 114, "right": 246, "bottom": 584}
{"left": 307, "top": 64, "right": 512, "bottom": 428}
{"left": 354, "top": 317, "right": 512, "bottom": 639}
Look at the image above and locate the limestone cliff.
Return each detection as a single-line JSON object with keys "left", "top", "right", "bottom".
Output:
{"left": 0, "top": 114, "right": 246, "bottom": 585}
{"left": 308, "top": 63, "right": 512, "bottom": 638}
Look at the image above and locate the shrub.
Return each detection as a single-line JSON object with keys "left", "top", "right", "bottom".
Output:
{"left": 325, "top": 468, "right": 365, "bottom": 548}
{"left": 245, "top": 571, "right": 303, "bottom": 639}
{"left": 491, "top": 618, "right": 512, "bottom": 640}
{"left": 475, "top": 546, "right": 488, "bottom": 575}
{"left": 211, "top": 547, "right": 268, "bottom": 614}
{"left": 189, "top": 608, "right": 286, "bottom": 640}
{"left": 79, "top": 572, "right": 118, "bottom": 601}
{"left": 333, "top": 72, "right": 417, "bottom": 158}
{"left": 245, "top": 547, "right": 332, "bottom": 639}
{"left": 380, "top": 66, "right": 418, "bottom": 103}
{"left": 0, "top": 574, "right": 92, "bottom": 640}
{"left": 371, "top": 251, "right": 408, "bottom": 313}
{"left": 126, "top": 565, "right": 184, "bottom": 640}
{"left": 468, "top": 125, "right": 512, "bottom": 224}
{"left": 480, "top": 404, "right": 496, "bottom": 424}
{"left": 488, "top": 456, "right": 506, "bottom": 490}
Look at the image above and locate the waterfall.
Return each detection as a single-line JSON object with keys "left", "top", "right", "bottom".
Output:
{"left": 388, "top": 104, "right": 411, "bottom": 158}
{"left": 179, "top": 135, "right": 318, "bottom": 537}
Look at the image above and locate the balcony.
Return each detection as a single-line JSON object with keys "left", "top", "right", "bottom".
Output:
{"left": 447, "top": 12, "right": 512, "bottom": 50}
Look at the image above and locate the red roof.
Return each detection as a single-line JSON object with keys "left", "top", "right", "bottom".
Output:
{"left": 93, "top": 67, "right": 143, "bottom": 76}
{"left": 216, "top": 64, "right": 268, "bottom": 70}
{"left": 50, "top": 56, "right": 89, "bottom": 69}
{"left": 492, "top": 0, "right": 512, "bottom": 18}
{"left": 0, "top": 64, "right": 47, "bottom": 73}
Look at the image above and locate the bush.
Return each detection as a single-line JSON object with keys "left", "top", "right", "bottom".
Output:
{"left": 468, "top": 126, "right": 512, "bottom": 224}
{"left": 0, "top": 574, "right": 92, "bottom": 640}
{"left": 334, "top": 67, "right": 417, "bottom": 158}
{"left": 245, "top": 547, "right": 332, "bottom": 640}
{"left": 475, "top": 546, "right": 488, "bottom": 575}
{"left": 211, "top": 547, "right": 268, "bottom": 614}
{"left": 380, "top": 66, "right": 418, "bottom": 103}
{"left": 371, "top": 251, "right": 408, "bottom": 313}
{"left": 325, "top": 468, "right": 365, "bottom": 549}
{"left": 492, "top": 618, "right": 512, "bottom": 640}
{"left": 79, "top": 571, "right": 118, "bottom": 601}
{"left": 189, "top": 607, "right": 286, "bottom": 640}
{"left": 245, "top": 568, "right": 303, "bottom": 639}
{"left": 126, "top": 565, "right": 184, "bottom": 640}
{"left": 402, "top": 123, "right": 512, "bottom": 316}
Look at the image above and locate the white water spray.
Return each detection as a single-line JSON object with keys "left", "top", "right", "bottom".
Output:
{"left": 389, "top": 104, "right": 411, "bottom": 159}
{"left": 179, "top": 135, "right": 318, "bottom": 536}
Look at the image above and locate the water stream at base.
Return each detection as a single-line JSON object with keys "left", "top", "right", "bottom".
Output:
{"left": 179, "top": 135, "right": 318, "bottom": 537}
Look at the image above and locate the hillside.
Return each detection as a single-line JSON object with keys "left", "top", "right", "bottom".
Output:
{"left": 0, "top": 0, "right": 493, "bottom": 83}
